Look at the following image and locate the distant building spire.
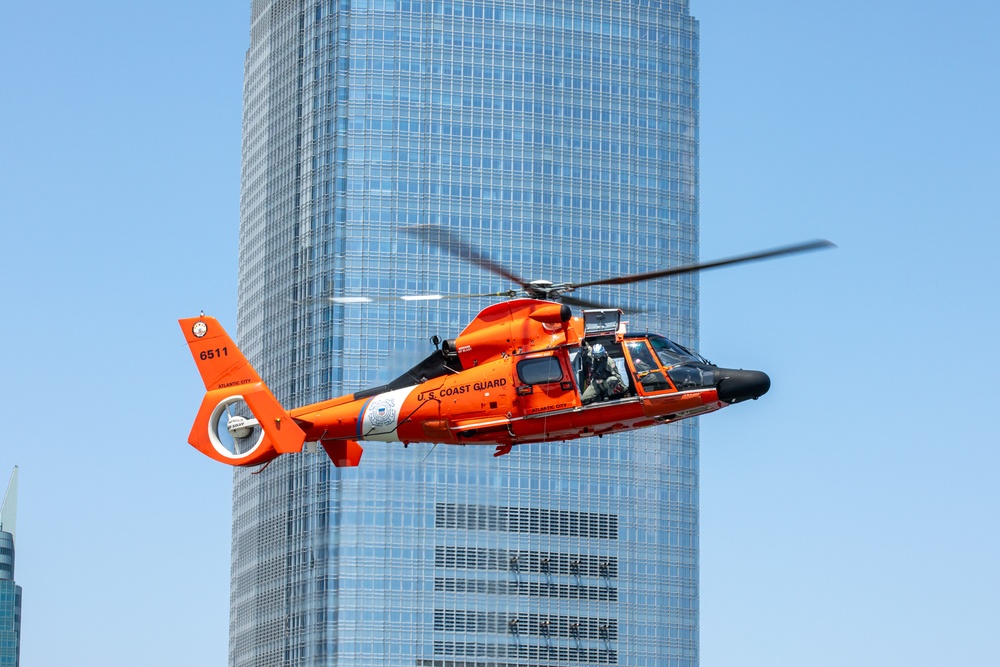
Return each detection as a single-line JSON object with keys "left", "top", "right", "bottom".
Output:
{"left": 0, "top": 466, "right": 16, "bottom": 546}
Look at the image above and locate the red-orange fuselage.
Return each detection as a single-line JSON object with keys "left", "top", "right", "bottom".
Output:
{"left": 180, "top": 299, "right": 762, "bottom": 468}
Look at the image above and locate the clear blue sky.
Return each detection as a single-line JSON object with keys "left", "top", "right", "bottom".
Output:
{"left": 1, "top": 1, "right": 998, "bottom": 665}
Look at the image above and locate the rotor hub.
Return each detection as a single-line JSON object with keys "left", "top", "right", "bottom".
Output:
{"left": 227, "top": 414, "right": 254, "bottom": 439}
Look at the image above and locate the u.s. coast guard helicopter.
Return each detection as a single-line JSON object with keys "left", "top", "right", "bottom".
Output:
{"left": 181, "top": 226, "right": 831, "bottom": 468}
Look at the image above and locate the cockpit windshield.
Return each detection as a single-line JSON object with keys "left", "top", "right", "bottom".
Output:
{"left": 647, "top": 334, "right": 708, "bottom": 368}
{"left": 645, "top": 335, "right": 716, "bottom": 391}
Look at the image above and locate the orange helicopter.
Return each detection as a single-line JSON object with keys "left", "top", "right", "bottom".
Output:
{"left": 181, "top": 228, "right": 832, "bottom": 468}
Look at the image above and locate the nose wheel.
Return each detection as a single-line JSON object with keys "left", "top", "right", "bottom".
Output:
{"left": 208, "top": 395, "right": 265, "bottom": 459}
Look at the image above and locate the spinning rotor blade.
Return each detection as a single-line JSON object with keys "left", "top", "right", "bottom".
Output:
{"left": 567, "top": 239, "right": 835, "bottom": 290}
{"left": 322, "top": 227, "right": 832, "bottom": 309}
{"left": 560, "top": 294, "right": 621, "bottom": 310}
{"left": 327, "top": 291, "right": 513, "bottom": 305}
{"left": 402, "top": 224, "right": 531, "bottom": 288}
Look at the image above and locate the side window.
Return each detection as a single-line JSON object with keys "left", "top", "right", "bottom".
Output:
{"left": 626, "top": 340, "right": 671, "bottom": 392}
{"left": 626, "top": 340, "right": 660, "bottom": 372}
{"left": 517, "top": 356, "right": 564, "bottom": 385}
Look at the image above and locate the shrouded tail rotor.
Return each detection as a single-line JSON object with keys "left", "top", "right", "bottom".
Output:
{"left": 208, "top": 395, "right": 265, "bottom": 458}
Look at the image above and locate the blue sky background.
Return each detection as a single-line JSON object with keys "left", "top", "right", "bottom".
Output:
{"left": 1, "top": 1, "right": 997, "bottom": 665}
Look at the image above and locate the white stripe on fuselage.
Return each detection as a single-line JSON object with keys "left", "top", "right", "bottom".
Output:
{"left": 359, "top": 386, "right": 417, "bottom": 442}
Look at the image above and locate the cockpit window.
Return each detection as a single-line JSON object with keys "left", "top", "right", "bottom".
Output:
{"left": 667, "top": 363, "right": 716, "bottom": 390}
{"left": 625, "top": 340, "right": 670, "bottom": 392}
{"left": 625, "top": 340, "right": 659, "bottom": 372}
{"left": 647, "top": 335, "right": 706, "bottom": 368}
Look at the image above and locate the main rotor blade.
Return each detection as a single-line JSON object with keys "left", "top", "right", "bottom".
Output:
{"left": 560, "top": 294, "right": 620, "bottom": 310}
{"left": 568, "top": 239, "right": 835, "bottom": 290}
{"left": 402, "top": 224, "right": 530, "bottom": 288}
{"left": 326, "top": 291, "right": 514, "bottom": 304}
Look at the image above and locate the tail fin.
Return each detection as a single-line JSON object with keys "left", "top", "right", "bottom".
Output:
{"left": 179, "top": 316, "right": 305, "bottom": 466}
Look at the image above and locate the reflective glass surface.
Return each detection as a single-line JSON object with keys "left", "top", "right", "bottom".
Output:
{"left": 0, "top": 532, "right": 20, "bottom": 667}
{"left": 235, "top": 1, "right": 699, "bottom": 665}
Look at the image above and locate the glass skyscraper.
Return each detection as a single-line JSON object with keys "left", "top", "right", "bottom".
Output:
{"left": 0, "top": 467, "right": 21, "bottom": 667}
{"left": 234, "top": 1, "right": 699, "bottom": 665}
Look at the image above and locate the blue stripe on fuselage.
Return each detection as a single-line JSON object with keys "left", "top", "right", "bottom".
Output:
{"left": 356, "top": 396, "right": 374, "bottom": 440}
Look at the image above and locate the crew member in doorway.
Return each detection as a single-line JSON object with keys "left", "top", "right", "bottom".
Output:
{"left": 581, "top": 343, "right": 626, "bottom": 404}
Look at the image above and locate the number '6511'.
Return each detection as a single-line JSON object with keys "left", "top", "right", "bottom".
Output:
{"left": 200, "top": 347, "right": 228, "bottom": 361}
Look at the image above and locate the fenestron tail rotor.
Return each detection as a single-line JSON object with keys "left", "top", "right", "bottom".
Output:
{"left": 209, "top": 396, "right": 265, "bottom": 458}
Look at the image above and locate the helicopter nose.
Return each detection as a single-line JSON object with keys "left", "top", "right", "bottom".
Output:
{"left": 715, "top": 368, "right": 771, "bottom": 404}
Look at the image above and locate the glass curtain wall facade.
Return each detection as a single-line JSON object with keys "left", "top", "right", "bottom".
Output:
{"left": 0, "top": 532, "right": 19, "bottom": 667}
{"left": 234, "top": 1, "right": 699, "bottom": 666}
{"left": 0, "top": 468, "right": 20, "bottom": 667}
